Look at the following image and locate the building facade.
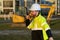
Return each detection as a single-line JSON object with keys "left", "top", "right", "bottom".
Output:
{"left": 0, "top": 0, "right": 59, "bottom": 15}
{"left": 57, "top": 0, "right": 60, "bottom": 15}
{"left": 0, "top": 0, "right": 3, "bottom": 12}
{"left": 0, "top": 0, "right": 18, "bottom": 14}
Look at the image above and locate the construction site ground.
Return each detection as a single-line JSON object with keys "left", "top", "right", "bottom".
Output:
{"left": 0, "top": 16, "right": 60, "bottom": 40}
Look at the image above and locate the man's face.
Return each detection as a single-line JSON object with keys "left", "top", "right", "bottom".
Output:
{"left": 30, "top": 10, "right": 39, "bottom": 17}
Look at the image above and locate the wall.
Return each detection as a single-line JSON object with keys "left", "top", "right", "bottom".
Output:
{"left": 0, "top": 0, "right": 3, "bottom": 12}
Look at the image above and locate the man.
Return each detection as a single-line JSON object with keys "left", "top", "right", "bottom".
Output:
{"left": 26, "top": 3, "right": 54, "bottom": 40}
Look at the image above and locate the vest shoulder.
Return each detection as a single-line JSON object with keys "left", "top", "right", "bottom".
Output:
{"left": 39, "top": 15, "right": 46, "bottom": 20}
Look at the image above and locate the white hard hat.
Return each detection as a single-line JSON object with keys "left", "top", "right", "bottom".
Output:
{"left": 29, "top": 3, "right": 41, "bottom": 11}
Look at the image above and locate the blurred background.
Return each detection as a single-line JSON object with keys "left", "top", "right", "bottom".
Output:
{"left": 0, "top": 0, "right": 60, "bottom": 40}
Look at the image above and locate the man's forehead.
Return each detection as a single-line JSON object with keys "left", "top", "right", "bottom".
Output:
{"left": 30, "top": 10, "right": 39, "bottom": 12}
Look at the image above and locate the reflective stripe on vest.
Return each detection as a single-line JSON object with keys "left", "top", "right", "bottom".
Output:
{"left": 41, "top": 22, "right": 46, "bottom": 26}
{"left": 41, "top": 22, "right": 50, "bottom": 31}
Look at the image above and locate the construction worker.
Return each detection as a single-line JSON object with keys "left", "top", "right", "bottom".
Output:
{"left": 26, "top": 3, "right": 54, "bottom": 40}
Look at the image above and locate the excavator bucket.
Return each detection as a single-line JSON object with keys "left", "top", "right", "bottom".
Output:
{"left": 12, "top": 14, "right": 25, "bottom": 23}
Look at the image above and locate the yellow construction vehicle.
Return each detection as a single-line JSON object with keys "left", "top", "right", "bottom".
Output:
{"left": 12, "top": 14, "right": 25, "bottom": 23}
{"left": 12, "top": 4, "right": 55, "bottom": 23}
{"left": 40, "top": 4, "right": 55, "bottom": 23}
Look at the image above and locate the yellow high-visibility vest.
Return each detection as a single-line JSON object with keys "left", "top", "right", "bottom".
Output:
{"left": 27, "top": 15, "right": 50, "bottom": 40}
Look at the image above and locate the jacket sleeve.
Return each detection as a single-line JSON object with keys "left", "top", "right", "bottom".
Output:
{"left": 25, "top": 19, "right": 30, "bottom": 26}
{"left": 27, "top": 21, "right": 34, "bottom": 29}
{"left": 41, "top": 16, "right": 53, "bottom": 38}
{"left": 41, "top": 16, "right": 50, "bottom": 31}
{"left": 46, "top": 30, "right": 53, "bottom": 38}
